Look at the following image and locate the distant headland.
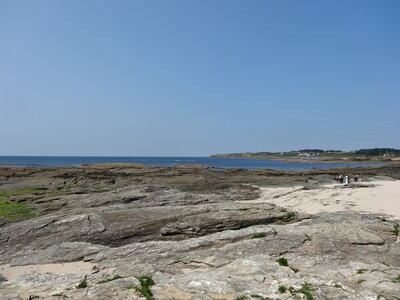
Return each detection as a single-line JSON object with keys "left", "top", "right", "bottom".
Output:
{"left": 210, "top": 148, "right": 400, "bottom": 163}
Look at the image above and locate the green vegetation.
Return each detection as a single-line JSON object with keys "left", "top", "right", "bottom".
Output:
{"left": 51, "top": 294, "right": 68, "bottom": 298}
{"left": 0, "top": 189, "right": 49, "bottom": 224}
{"left": 212, "top": 148, "right": 400, "bottom": 159}
{"left": 238, "top": 207, "right": 249, "bottom": 211}
{"left": 249, "top": 295, "right": 272, "bottom": 300}
{"left": 287, "top": 284, "right": 314, "bottom": 300}
{"left": 278, "top": 285, "right": 287, "bottom": 293}
{"left": 392, "top": 275, "right": 400, "bottom": 283}
{"left": 28, "top": 296, "right": 40, "bottom": 300}
{"left": 278, "top": 212, "right": 296, "bottom": 221}
{"left": 357, "top": 269, "right": 368, "bottom": 274}
{"left": 128, "top": 276, "right": 155, "bottom": 300}
{"left": 298, "top": 283, "right": 314, "bottom": 300}
{"left": 390, "top": 223, "right": 399, "bottom": 237}
{"left": 374, "top": 242, "right": 386, "bottom": 246}
{"left": 76, "top": 279, "right": 88, "bottom": 289}
{"left": 97, "top": 275, "right": 123, "bottom": 284}
{"left": 286, "top": 212, "right": 296, "bottom": 219}
{"left": 0, "top": 196, "right": 35, "bottom": 222}
{"left": 234, "top": 297, "right": 246, "bottom": 300}
{"left": 276, "top": 257, "right": 289, "bottom": 267}
{"left": 94, "top": 185, "right": 110, "bottom": 191}
{"left": 252, "top": 232, "right": 267, "bottom": 239}
{"left": 354, "top": 148, "right": 400, "bottom": 156}
{"left": 304, "top": 233, "right": 312, "bottom": 242}
{"left": 276, "top": 257, "right": 300, "bottom": 273}
{"left": 357, "top": 279, "right": 366, "bottom": 284}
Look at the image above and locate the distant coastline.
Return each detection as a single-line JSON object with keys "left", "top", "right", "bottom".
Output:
{"left": 210, "top": 148, "right": 400, "bottom": 164}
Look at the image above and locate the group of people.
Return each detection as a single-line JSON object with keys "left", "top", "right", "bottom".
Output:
{"left": 334, "top": 174, "right": 359, "bottom": 184}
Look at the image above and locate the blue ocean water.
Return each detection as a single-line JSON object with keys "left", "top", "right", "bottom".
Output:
{"left": 0, "top": 156, "right": 383, "bottom": 170}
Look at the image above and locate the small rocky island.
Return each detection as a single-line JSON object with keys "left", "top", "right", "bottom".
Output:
{"left": 0, "top": 163, "right": 399, "bottom": 299}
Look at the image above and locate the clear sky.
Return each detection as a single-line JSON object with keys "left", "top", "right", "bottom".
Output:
{"left": 1, "top": 0, "right": 399, "bottom": 156}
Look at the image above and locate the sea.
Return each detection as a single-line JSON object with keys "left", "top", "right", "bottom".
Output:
{"left": 0, "top": 156, "right": 384, "bottom": 171}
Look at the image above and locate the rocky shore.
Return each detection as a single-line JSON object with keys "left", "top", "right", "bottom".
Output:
{"left": 0, "top": 164, "right": 399, "bottom": 299}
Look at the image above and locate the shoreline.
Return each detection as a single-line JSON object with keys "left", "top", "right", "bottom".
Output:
{"left": 210, "top": 155, "right": 397, "bottom": 164}
{"left": 241, "top": 180, "right": 400, "bottom": 221}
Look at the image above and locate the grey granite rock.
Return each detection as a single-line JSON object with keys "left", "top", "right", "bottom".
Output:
{"left": 0, "top": 165, "right": 399, "bottom": 299}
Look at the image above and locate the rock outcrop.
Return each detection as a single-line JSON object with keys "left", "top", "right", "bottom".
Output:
{"left": 0, "top": 164, "right": 399, "bottom": 299}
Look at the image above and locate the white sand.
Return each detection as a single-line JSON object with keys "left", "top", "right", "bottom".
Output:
{"left": 243, "top": 180, "right": 400, "bottom": 220}
{"left": 0, "top": 261, "right": 96, "bottom": 281}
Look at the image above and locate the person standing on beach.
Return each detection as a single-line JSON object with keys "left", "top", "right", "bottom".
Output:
{"left": 344, "top": 175, "right": 349, "bottom": 184}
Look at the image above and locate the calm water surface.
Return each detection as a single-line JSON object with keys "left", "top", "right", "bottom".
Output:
{"left": 0, "top": 156, "right": 383, "bottom": 170}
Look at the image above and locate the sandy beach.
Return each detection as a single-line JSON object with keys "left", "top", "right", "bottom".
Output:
{"left": 0, "top": 262, "right": 96, "bottom": 281}
{"left": 243, "top": 180, "right": 400, "bottom": 220}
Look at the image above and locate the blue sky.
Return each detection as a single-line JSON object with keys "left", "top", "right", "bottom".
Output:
{"left": 1, "top": 0, "right": 399, "bottom": 156}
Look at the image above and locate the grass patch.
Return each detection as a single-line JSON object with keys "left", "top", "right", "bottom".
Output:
{"left": 97, "top": 275, "right": 123, "bottom": 284}
{"left": 76, "top": 279, "right": 88, "bottom": 289}
{"left": 392, "top": 275, "right": 400, "bottom": 283}
{"left": 276, "top": 257, "right": 300, "bottom": 272}
{"left": 128, "top": 276, "right": 155, "bottom": 300}
{"left": 278, "top": 285, "right": 287, "bottom": 293}
{"left": 234, "top": 297, "right": 246, "bottom": 300}
{"left": 28, "top": 296, "right": 40, "bottom": 300}
{"left": 252, "top": 232, "right": 267, "bottom": 239}
{"left": 299, "top": 283, "right": 314, "bottom": 300}
{"left": 284, "top": 212, "right": 296, "bottom": 219}
{"left": 276, "top": 257, "right": 289, "bottom": 267}
{"left": 288, "top": 283, "right": 314, "bottom": 300}
{"left": 357, "top": 269, "right": 368, "bottom": 274}
{"left": 238, "top": 208, "right": 249, "bottom": 211}
{"left": 51, "top": 294, "right": 68, "bottom": 298}
{"left": 0, "top": 196, "right": 35, "bottom": 220}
